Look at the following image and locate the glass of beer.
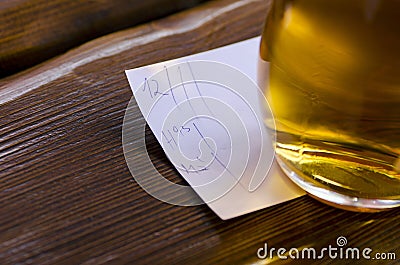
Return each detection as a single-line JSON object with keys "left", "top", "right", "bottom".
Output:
{"left": 258, "top": 0, "right": 400, "bottom": 211}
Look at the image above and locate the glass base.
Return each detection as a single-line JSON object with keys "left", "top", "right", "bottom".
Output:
{"left": 276, "top": 157, "right": 400, "bottom": 212}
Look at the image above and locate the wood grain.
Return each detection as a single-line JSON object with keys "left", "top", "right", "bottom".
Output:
{"left": 0, "top": 0, "right": 399, "bottom": 264}
{"left": 0, "top": 0, "right": 206, "bottom": 77}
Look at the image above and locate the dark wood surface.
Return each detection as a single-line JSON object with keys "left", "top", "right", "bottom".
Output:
{"left": 0, "top": 0, "right": 207, "bottom": 77}
{"left": 1, "top": 0, "right": 399, "bottom": 264}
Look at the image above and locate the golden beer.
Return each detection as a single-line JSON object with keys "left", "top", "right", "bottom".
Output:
{"left": 259, "top": 0, "right": 400, "bottom": 210}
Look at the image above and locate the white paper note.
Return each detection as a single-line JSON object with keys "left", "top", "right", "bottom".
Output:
{"left": 125, "top": 37, "right": 305, "bottom": 220}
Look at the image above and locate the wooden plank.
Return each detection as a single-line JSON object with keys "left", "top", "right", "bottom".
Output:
{"left": 0, "top": 0, "right": 206, "bottom": 77}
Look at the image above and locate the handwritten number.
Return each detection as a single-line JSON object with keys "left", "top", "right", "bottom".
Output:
{"left": 151, "top": 79, "right": 158, "bottom": 96}
{"left": 145, "top": 78, "right": 153, "bottom": 98}
{"left": 171, "top": 125, "right": 190, "bottom": 135}
{"left": 151, "top": 79, "right": 168, "bottom": 96}
{"left": 143, "top": 78, "right": 153, "bottom": 99}
{"left": 181, "top": 125, "right": 190, "bottom": 133}
{"left": 142, "top": 78, "right": 147, "bottom": 92}
{"left": 143, "top": 78, "right": 168, "bottom": 98}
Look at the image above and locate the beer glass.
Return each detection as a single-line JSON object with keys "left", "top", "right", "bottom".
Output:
{"left": 258, "top": 0, "right": 400, "bottom": 211}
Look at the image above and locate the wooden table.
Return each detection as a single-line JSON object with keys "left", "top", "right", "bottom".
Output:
{"left": 1, "top": 0, "right": 399, "bottom": 264}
